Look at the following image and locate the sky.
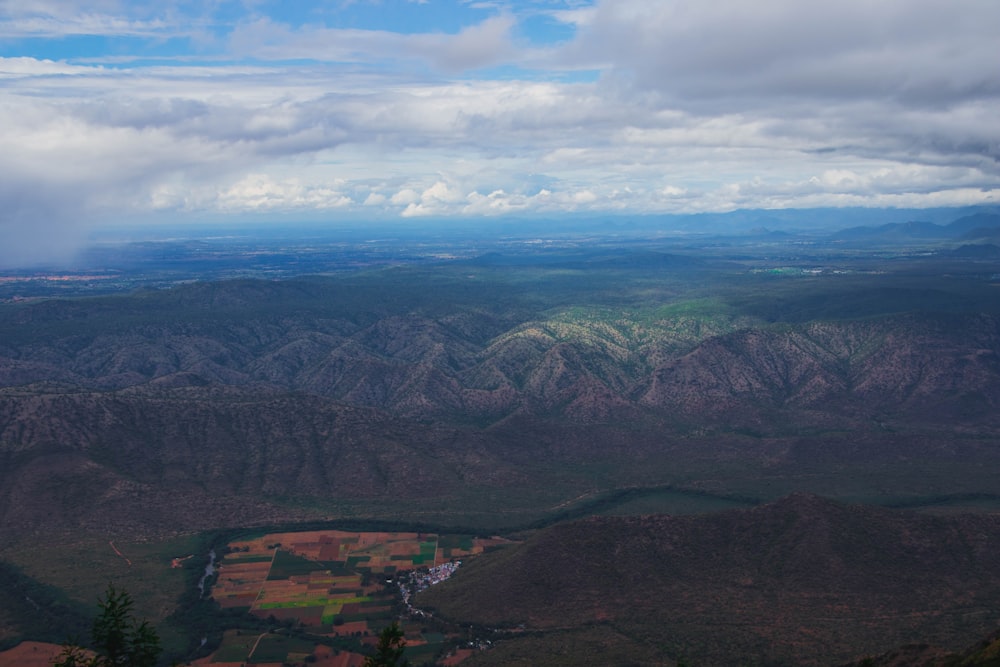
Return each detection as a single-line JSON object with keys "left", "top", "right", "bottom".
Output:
{"left": 0, "top": 0, "right": 998, "bottom": 264}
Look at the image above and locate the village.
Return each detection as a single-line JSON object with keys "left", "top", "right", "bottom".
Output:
{"left": 396, "top": 560, "right": 463, "bottom": 609}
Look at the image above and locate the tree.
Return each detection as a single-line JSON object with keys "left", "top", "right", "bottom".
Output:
{"left": 54, "top": 583, "right": 162, "bottom": 667}
{"left": 362, "top": 621, "right": 408, "bottom": 667}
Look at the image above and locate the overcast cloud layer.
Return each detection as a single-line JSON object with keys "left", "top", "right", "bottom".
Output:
{"left": 1, "top": 0, "right": 998, "bottom": 264}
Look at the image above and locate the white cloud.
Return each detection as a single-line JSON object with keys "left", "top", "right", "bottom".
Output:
{"left": 391, "top": 189, "right": 420, "bottom": 205}
{"left": 213, "top": 174, "right": 354, "bottom": 211}
{"left": 0, "top": 56, "right": 96, "bottom": 76}
{"left": 572, "top": 0, "right": 1000, "bottom": 105}
{"left": 398, "top": 180, "right": 464, "bottom": 216}
{"left": 411, "top": 13, "right": 516, "bottom": 72}
{"left": 0, "top": 1, "right": 999, "bottom": 265}
{"left": 227, "top": 13, "right": 517, "bottom": 73}
{"left": 0, "top": 0, "right": 180, "bottom": 39}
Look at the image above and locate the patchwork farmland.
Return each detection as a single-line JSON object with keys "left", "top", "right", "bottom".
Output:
{"left": 204, "top": 530, "right": 508, "bottom": 665}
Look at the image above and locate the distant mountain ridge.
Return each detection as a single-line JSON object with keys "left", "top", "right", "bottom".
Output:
{"left": 830, "top": 213, "right": 1000, "bottom": 243}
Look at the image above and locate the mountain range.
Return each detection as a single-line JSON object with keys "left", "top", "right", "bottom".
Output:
{"left": 1, "top": 252, "right": 999, "bottom": 538}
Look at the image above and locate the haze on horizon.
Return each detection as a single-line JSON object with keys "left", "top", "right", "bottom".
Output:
{"left": 1, "top": 0, "right": 998, "bottom": 266}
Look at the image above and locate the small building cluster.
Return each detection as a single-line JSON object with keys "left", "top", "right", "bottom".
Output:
{"left": 398, "top": 560, "right": 462, "bottom": 608}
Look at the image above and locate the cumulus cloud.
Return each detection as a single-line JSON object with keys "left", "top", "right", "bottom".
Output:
{"left": 228, "top": 13, "right": 516, "bottom": 73}
{"left": 573, "top": 0, "right": 1000, "bottom": 106}
{"left": 576, "top": 1, "right": 1000, "bottom": 165}
{"left": 214, "top": 174, "right": 354, "bottom": 211}
{"left": 0, "top": 0, "right": 998, "bottom": 265}
{"left": 399, "top": 180, "right": 464, "bottom": 216}
{"left": 410, "top": 14, "right": 516, "bottom": 72}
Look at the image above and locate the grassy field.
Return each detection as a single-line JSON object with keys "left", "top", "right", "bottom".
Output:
{"left": 0, "top": 532, "right": 207, "bottom": 653}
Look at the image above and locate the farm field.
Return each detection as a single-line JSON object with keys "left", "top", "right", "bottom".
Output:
{"left": 207, "top": 529, "right": 509, "bottom": 665}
